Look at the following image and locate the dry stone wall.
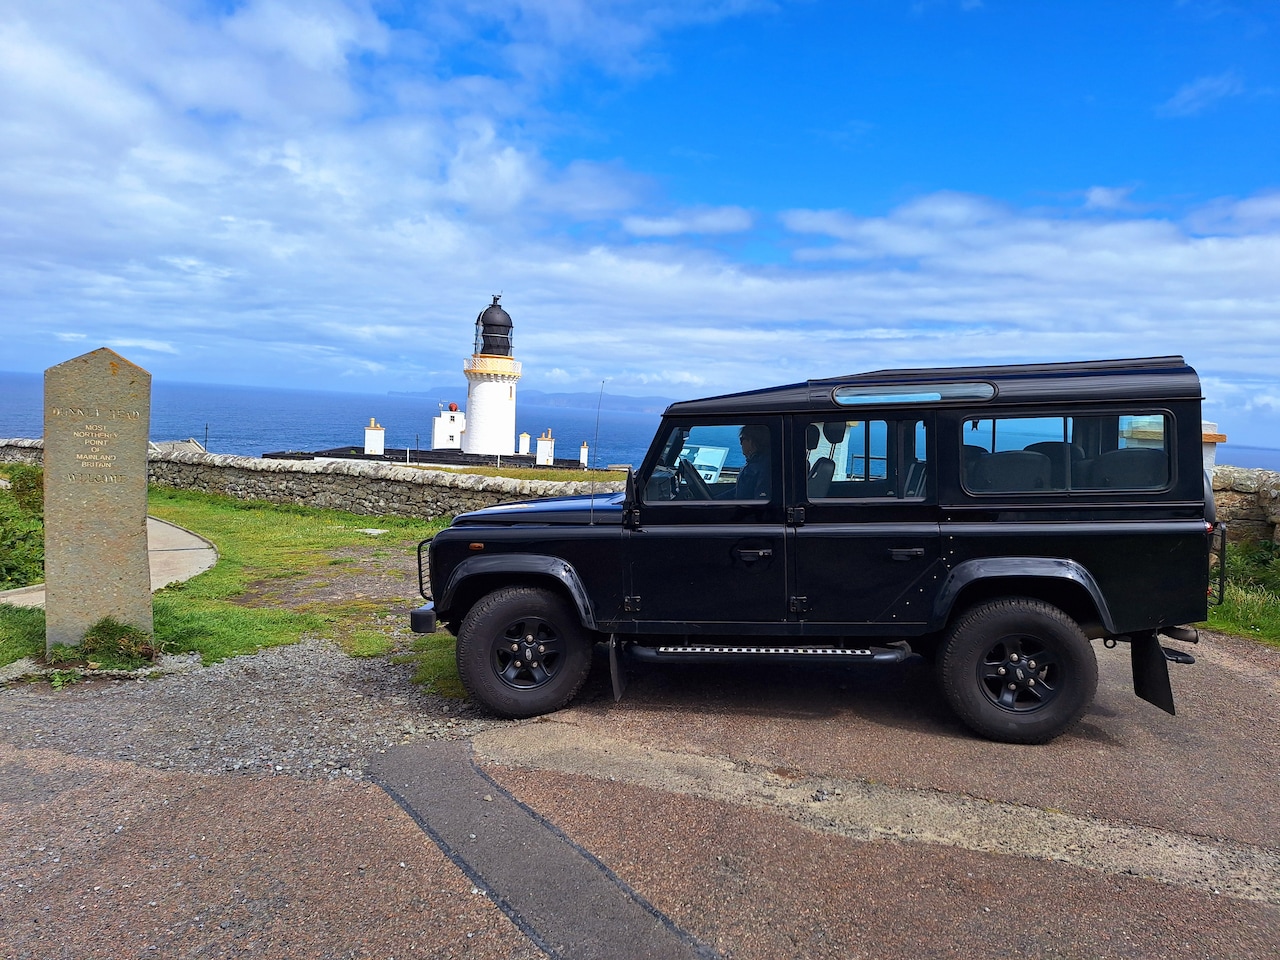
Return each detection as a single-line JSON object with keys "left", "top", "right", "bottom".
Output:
{"left": 0, "top": 440, "right": 623, "bottom": 520}
{"left": 1212, "top": 466, "right": 1280, "bottom": 545}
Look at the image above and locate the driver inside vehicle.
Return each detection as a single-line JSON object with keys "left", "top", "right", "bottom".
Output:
{"left": 734, "top": 424, "right": 771, "bottom": 499}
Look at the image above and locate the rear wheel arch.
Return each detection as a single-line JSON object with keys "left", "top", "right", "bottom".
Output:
{"left": 935, "top": 559, "right": 1112, "bottom": 637}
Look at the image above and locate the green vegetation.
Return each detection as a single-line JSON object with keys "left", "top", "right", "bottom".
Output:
{"left": 0, "top": 604, "right": 44, "bottom": 664}
{"left": 4, "top": 463, "right": 44, "bottom": 514}
{"left": 1205, "top": 541, "right": 1280, "bottom": 646}
{"left": 394, "top": 630, "right": 467, "bottom": 697}
{"left": 0, "top": 464, "right": 44, "bottom": 590}
{"left": 1223, "top": 539, "right": 1280, "bottom": 594}
{"left": 48, "top": 616, "right": 164, "bottom": 671}
{"left": 145, "top": 487, "right": 448, "bottom": 663}
{"left": 1, "top": 486, "right": 460, "bottom": 691}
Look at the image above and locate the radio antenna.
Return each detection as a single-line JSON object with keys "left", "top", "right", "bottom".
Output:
{"left": 590, "top": 378, "right": 608, "bottom": 524}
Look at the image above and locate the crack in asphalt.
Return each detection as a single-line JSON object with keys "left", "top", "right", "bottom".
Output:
{"left": 472, "top": 721, "right": 1280, "bottom": 907}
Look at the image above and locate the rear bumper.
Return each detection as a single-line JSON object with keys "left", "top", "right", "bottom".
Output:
{"left": 410, "top": 602, "right": 438, "bottom": 634}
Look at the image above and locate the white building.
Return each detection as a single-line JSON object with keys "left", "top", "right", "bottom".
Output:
{"left": 432, "top": 405, "right": 465, "bottom": 449}
{"left": 363, "top": 418, "right": 385, "bottom": 456}
{"left": 461, "top": 295, "right": 522, "bottom": 456}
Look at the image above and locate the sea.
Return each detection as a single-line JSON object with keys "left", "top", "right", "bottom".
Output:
{"left": 3, "top": 369, "right": 1279, "bottom": 472}
{"left": 0, "top": 371, "right": 660, "bottom": 468}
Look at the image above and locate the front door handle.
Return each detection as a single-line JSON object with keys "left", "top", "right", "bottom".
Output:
{"left": 736, "top": 548, "right": 773, "bottom": 562}
{"left": 889, "top": 547, "right": 925, "bottom": 561}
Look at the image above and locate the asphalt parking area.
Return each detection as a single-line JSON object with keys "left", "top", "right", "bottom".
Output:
{"left": 377, "top": 630, "right": 1279, "bottom": 959}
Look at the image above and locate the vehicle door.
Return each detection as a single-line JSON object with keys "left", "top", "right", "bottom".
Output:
{"left": 791, "top": 414, "right": 942, "bottom": 632}
{"left": 625, "top": 417, "right": 788, "bottom": 630}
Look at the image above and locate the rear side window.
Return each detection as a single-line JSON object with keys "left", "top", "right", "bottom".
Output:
{"left": 806, "top": 418, "right": 929, "bottom": 500}
{"left": 962, "top": 414, "right": 1170, "bottom": 493}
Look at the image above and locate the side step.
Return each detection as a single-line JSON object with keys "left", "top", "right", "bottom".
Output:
{"left": 1160, "top": 624, "right": 1199, "bottom": 645}
{"left": 627, "top": 644, "right": 913, "bottom": 666}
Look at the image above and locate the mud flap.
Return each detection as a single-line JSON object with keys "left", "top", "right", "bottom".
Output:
{"left": 608, "top": 635, "right": 627, "bottom": 702}
{"left": 1130, "top": 631, "right": 1175, "bottom": 715}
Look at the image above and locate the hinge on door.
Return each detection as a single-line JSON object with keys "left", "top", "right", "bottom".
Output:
{"left": 787, "top": 506, "right": 806, "bottom": 525}
{"left": 624, "top": 596, "right": 641, "bottom": 613}
{"left": 789, "top": 596, "right": 809, "bottom": 614}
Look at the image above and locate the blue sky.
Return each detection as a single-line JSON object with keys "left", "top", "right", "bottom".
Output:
{"left": 2, "top": 0, "right": 1279, "bottom": 444}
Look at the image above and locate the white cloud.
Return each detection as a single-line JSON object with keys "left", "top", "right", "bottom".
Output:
{"left": 1187, "top": 191, "right": 1280, "bottom": 234}
{"left": 106, "top": 338, "right": 180, "bottom": 355}
{"left": 1246, "top": 392, "right": 1280, "bottom": 413}
{"left": 623, "top": 206, "right": 754, "bottom": 237}
{"left": 1158, "top": 71, "right": 1245, "bottom": 117}
{"left": 442, "top": 120, "right": 540, "bottom": 215}
{"left": 423, "top": 0, "right": 772, "bottom": 79}
{"left": 223, "top": 0, "right": 389, "bottom": 73}
{"left": 1083, "top": 186, "right": 1135, "bottom": 211}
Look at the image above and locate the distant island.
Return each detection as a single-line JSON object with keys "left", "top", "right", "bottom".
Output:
{"left": 389, "top": 386, "right": 676, "bottom": 416}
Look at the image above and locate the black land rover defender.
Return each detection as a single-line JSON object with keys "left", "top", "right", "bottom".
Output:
{"left": 410, "top": 356, "right": 1224, "bottom": 744}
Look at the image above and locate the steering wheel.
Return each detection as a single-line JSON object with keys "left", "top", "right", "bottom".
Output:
{"left": 677, "top": 457, "right": 712, "bottom": 500}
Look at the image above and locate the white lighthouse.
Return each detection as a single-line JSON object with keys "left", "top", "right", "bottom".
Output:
{"left": 461, "top": 295, "right": 522, "bottom": 456}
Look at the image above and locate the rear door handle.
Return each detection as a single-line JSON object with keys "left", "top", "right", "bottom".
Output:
{"left": 889, "top": 547, "right": 925, "bottom": 561}
{"left": 736, "top": 548, "right": 773, "bottom": 562}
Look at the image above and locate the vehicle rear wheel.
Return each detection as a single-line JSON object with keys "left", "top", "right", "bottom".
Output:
{"left": 456, "top": 586, "right": 594, "bottom": 719}
{"left": 938, "top": 598, "right": 1098, "bottom": 744}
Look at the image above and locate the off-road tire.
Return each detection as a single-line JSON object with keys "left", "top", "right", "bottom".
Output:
{"left": 456, "top": 586, "right": 594, "bottom": 719}
{"left": 939, "top": 598, "right": 1098, "bottom": 744}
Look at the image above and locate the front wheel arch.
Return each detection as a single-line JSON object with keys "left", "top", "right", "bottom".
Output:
{"left": 439, "top": 556, "right": 600, "bottom": 630}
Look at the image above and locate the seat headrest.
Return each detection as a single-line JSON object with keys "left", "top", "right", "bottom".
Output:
{"left": 822, "top": 421, "right": 847, "bottom": 445}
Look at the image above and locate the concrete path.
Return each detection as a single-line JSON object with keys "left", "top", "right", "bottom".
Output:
{"left": 0, "top": 516, "right": 218, "bottom": 608}
{"left": 372, "top": 741, "right": 717, "bottom": 960}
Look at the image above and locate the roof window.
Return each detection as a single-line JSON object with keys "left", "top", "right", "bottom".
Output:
{"left": 833, "top": 382, "right": 995, "bottom": 406}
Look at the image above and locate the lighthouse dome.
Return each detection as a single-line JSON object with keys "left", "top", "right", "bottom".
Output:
{"left": 474, "top": 295, "right": 514, "bottom": 356}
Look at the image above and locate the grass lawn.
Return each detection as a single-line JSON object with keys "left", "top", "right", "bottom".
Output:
{"left": 1205, "top": 582, "right": 1280, "bottom": 647}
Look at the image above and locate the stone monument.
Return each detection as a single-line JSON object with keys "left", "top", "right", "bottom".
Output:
{"left": 43, "top": 348, "right": 153, "bottom": 652}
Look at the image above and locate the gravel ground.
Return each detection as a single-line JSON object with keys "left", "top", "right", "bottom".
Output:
{"left": 0, "top": 638, "right": 487, "bottom": 781}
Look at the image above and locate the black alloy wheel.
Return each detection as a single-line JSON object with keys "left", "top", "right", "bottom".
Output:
{"left": 939, "top": 598, "right": 1098, "bottom": 744}
{"left": 457, "top": 586, "right": 594, "bottom": 719}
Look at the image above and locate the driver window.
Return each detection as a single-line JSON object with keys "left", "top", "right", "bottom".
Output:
{"left": 643, "top": 422, "right": 773, "bottom": 503}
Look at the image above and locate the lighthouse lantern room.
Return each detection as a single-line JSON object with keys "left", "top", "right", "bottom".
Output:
{"left": 461, "top": 295, "right": 522, "bottom": 456}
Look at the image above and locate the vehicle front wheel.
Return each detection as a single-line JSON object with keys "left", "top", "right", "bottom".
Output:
{"left": 938, "top": 598, "right": 1098, "bottom": 744}
{"left": 456, "top": 586, "right": 594, "bottom": 719}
